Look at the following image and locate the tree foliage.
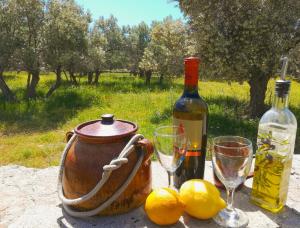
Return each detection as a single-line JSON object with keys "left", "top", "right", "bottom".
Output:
{"left": 94, "top": 15, "right": 126, "bottom": 70}
{"left": 125, "top": 22, "right": 151, "bottom": 75}
{"left": 178, "top": 0, "right": 300, "bottom": 117}
{"left": 84, "top": 24, "right": 106, "bottom": 84}
{"left": 16, "top": 0, "right": 45, "bottom": 98}
{"left": 0, "top": 0, "right": 191, "bottom": 99}
{"left": 44, "top": 0, "right": 90, "bottom": 95}
{"left": 0, "top": 0, "right": 21, "bottom": 100}
{"left": 139, "top": 17, "right": 188, "bottom": 84}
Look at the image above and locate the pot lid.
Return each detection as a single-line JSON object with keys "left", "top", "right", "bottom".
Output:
{"left": 75, "top": 114, "right": 138, "bottom": 138}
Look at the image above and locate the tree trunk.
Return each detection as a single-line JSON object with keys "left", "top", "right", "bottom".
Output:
{"left": 0, "top": 70, "right": 16, "bottom": 101}
{"left": 139, "top": 69, "right": 145, "bottom": 78}
{"left": 248, "top": 73, "right": 270, "bottom": 118}
{"left": 46, "top": 66, "right": 62, "bottom": 97}
{"left": 159, "top": 74, "right": 164, "bottom": 84}
{"left": 94, "top": 70, "right": 101, "bottom": 84}
{"left": 26, "top": 72, "right": 31, "bottom": 90}
{"left": 27, "top": 70, "right": 40, "bottom": 98}
{"left": 145, "top": 70, "right": 152, "bottom": 85}
{"left": 87, "top": 72, "right": 93, "bottom": 84}
{"left": 63, "top": 70, "right": 69, "bottom": 81}
{"left": 69, "top": 70, "right": 78, "bottom": 85}
{"left": 132, "top": 70, "right": 137, "bottom": 76}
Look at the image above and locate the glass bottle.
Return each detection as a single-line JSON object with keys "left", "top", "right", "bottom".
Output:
{"left": 173, "top": 57, "right": 208, "bottom": 189}
{"left": 251, "top": 60, "right": 297, "bottom": 212}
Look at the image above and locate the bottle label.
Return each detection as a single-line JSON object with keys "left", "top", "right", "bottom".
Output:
{"left": 173, "top": 118, "right": 203, "bottom": 157}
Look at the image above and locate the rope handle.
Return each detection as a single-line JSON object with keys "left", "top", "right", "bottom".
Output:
{"left": 57, "top": 134, "right": 145, "bottom": 217}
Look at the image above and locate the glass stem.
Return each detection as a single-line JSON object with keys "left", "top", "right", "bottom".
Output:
{"left": 167, "top": 171, "right": 174, "bottom": 188}
{"left": 226, "top": 188, "right": 235, "bottom": 211}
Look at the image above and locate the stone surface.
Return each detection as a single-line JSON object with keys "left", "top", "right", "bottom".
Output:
{"left": 0, "top": 156, "right": 300, "bottom": 228}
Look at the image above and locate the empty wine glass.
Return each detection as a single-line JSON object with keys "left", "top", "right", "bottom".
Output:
{"left": 212, "top": 136, "right": 253, "bottom": 228}
{"left": 154, "top": 125, "right": 187, "bottom": 189}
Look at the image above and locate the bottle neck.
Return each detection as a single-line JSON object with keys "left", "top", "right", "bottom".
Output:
{"left": 273, "top": 94, "right": 289, "bottom": 110}
{"left": 183, "top": 59, "right": 199, "bottom": 97}
{"left": 183, "top": 84, "right": 199, "bottom": 97}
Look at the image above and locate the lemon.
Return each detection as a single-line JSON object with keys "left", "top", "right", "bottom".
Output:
{"left": 179, "top": 179, "right": 226, "bottom": 219}
{"left": 144, "top": 188, "right": 185, "bottom": 225}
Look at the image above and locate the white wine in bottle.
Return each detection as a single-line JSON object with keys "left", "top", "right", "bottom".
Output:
{"left": 173, "top": 57, "right": 208, "bottom": 189}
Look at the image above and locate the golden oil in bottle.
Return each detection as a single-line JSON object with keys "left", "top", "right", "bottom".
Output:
{"left": 251, "top": 124, "right": 295, "bottom": 213}
{"left": 251, "top": 151, "right": 292, "bottom": 212}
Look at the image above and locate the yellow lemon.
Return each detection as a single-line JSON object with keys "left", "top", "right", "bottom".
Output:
{"left": 179, "top": 179, "right": 226, "bottom": 219}
{"left": 144, "top": 187, "right": 185, "bottom": 225}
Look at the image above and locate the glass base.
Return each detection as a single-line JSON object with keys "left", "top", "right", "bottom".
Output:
{"left": 213, "top": 208, "right": 249, "bottom": 228}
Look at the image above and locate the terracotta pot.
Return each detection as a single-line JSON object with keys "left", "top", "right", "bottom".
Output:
{"left": 62, "top": 114, "right": 153, "bottom": 215}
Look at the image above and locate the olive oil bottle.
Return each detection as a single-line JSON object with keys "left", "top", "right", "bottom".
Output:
{"left": 251, "top": 57, "right": 297, "bottom": 213}
{"left": 173, "top": 57, "right": 208, "bottom": 189}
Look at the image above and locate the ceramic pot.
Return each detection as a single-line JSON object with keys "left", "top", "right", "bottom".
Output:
{"left": 62, "top": 114, "right": 153, "bottom": 215}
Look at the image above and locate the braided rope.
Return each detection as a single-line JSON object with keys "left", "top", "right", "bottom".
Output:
{"left": 57, "top": 134, "right": 145, "bottom": 217}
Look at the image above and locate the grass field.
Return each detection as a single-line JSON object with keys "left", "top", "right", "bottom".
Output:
{"left": 0, "top": 72, "right": 299, "bottom": 168}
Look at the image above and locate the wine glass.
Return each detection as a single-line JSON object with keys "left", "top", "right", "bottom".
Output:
{"left": 212, "top": 136, "right": 253, "bottom": 228}
{"left": 154, "top": 125, "right": 187, "bottom": 189}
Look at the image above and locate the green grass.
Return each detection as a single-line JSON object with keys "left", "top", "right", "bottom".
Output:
{"left": 0, "top": 72, "right": 299, "bottom": 167}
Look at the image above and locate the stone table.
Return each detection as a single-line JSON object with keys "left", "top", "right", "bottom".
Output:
{"left": 0, "top": 156, "right": 300, "bottom": 228}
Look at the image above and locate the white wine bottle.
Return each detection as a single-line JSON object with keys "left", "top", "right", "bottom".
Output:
{"left": 173, "top": 57, "right": 208, "bottom": 189}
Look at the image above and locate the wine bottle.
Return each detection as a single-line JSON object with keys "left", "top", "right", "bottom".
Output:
{"left": 173, "top": 57, "right": 208, "bottom": 189}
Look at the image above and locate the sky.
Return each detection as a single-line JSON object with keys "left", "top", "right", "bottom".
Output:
{"left": 75, "top": 0, "right": 184, "bottom": 26}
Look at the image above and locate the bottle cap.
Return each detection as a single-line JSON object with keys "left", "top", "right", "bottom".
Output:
{"left": 184, "top": 57, "right": 200, "bottom": 86}
{"left": 275, "top": 80, "right": 290, "bottom": 97}
{"left": 184, "top": 57, "right": 200, "bottom": 64}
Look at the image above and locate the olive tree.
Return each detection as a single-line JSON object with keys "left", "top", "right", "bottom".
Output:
{"left": 44, "top": 0, "right": 91, "bottom": 96}
{"left": 84, "top": 26, "right": 106, "bottom": 84}
{"left": 94, "top": 16, "right": 126, "bottom": 71}
{"left": 80, "top": 31, "right": 105, "bottom": 84}
{"left": 139, "top": 47, "right": 158, "bottom": 85}
{"left": 16, "top": 0, "right": 45, "bottom": 98}
{"left": 178, "top": 0, "right": 300, "bottom": 117}
{"left": 125, "top": 22, "right": 151, "bottom": 76}
{"left": 0, "top": 0, "right": 20, "bottom": 101}
{"left": 139, "top": 17, "right": 188, "bottom": 84}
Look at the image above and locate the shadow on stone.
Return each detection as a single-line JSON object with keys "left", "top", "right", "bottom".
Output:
{"left": 56, "top": 202, "right": 187, "bottom": 228}
{"left": 221, "top": 185, "right": 300, "bottom": 227}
